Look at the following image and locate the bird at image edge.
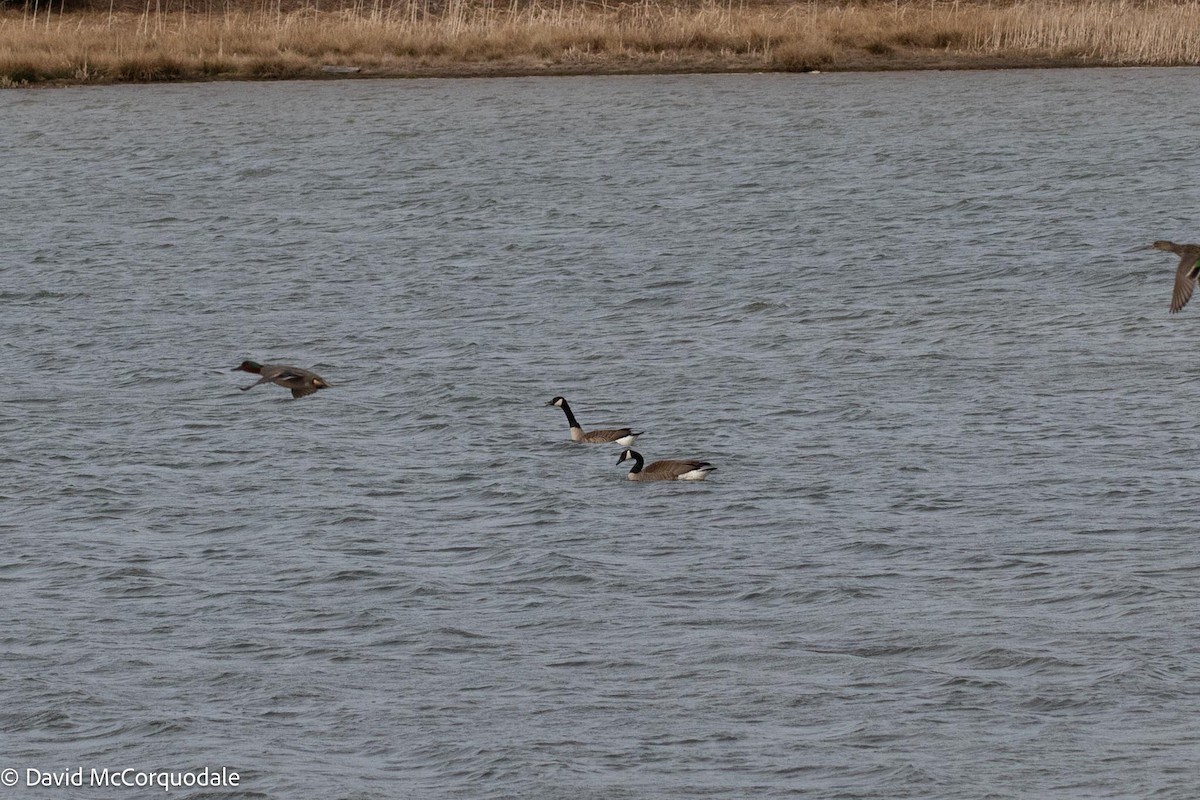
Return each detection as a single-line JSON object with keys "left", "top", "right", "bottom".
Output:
{"left": 1151, "top": 240, "right": 1200, "bottom": 313}
{"left": 234, "top": 361, "right": 330, "bottom": 399}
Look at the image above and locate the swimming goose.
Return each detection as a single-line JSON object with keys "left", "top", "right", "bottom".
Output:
{"left": 616, "top": 449, "right": 716, "bottom": 481}
{"left": 1152, "top": 240, "right": 1200, "bottom": 313}
{"left": 546, "top": 396, "right": 641, "bottom": 445}
{"left": 234, "top": 361, "right": 330, "bottom": 399}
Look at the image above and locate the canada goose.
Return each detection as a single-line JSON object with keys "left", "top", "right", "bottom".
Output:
{"left": 233, "top": 361, "right": 330, "bottom": 399}
{"left": 616, "top": 449, "right": 716, "bottom": 481}
{"left": 1152, "top": 240, "right": 1200, "bottom": 313}
{"left": 546, "top": 396, "right": 641, "bottom": 445}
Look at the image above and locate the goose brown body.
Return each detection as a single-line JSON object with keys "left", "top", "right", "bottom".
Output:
{"left": 1152, "top": 240, "right": 1200, "bottom": 313}
{"left": 546, "top": 396, "right": 641, "bottom": 445}
{"left": 234, "top": 360, "right": 330, "bottom": 399}
{"left": 617, "top": 449, "right": 716, "bottom": 481}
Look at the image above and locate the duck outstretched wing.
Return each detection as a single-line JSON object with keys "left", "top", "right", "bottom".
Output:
{"left": 1170, "top": 253, "right": 1200, "bottom": 313}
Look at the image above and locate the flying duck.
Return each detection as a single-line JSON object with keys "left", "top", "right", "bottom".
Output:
{"left": 616, "top": 449, "right": 716, "bottom": 481}
{"left": 234, "top": 361, "right": 330, "bottom": 399}
{"left": 546, "top": 396, "right": 642, "bottom": 445}
{"left": 1152, "top": 240, "right": 1200, "bottom": 313}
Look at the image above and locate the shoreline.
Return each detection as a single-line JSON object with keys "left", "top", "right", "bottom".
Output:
{"left": 7, "top": 56, "right": 1129, "bottom": 90}
{"left": 4, "top": 1, "right": 1200, "bottom": 88}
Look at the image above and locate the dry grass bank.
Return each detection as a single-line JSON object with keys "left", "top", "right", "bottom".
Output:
{"left": 4, "top": 0, "right": 1200, "bottom": 85}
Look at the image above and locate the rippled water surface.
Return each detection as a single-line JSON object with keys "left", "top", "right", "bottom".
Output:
{"left": 5, "top": 69, "right": 1200, "bottom": 798}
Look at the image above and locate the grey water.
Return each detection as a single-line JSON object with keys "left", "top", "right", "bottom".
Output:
{"left": 3, "top": 68, "right": 1200, "bottom": 799}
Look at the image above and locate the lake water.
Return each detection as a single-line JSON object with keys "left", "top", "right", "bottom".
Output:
{"left": 4, "top": 68, "right": 1200, "bottom": 799}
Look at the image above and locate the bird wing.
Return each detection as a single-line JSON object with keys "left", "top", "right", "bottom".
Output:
{"left": 1170, "top": 253, "right": 1200, "bottom": 313}
{"left": 290, "top": 385, "right": 319, "bottom": 399}
{"left": 583, "top": 428, "right": 633, "bottom": 443}
{"left": 644, "top": 459, "right": 711, "bottom": 479}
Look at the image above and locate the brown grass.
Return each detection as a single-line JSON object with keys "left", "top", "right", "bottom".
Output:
{"left": 3, "top": 0, "right": 1200, "bottom": 86}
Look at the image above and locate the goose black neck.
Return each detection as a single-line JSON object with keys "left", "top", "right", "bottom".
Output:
{"left": 626, "top": 451, "right": 644, "bottom": 474}
{"left": 558, "top": 400, "right": 581, "bottom": 429}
